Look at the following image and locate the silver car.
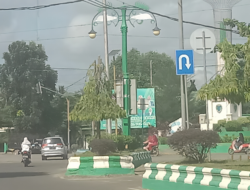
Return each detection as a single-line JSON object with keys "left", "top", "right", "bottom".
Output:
{"left": 41, "top": 137, "right": 68, "bottom": 160}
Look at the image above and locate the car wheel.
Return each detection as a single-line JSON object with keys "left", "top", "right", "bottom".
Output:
{"left": 42, "top": 156, "right": 47, "bottom": 160}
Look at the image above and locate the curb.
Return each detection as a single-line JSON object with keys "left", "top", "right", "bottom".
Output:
{"left": 142, "top": 163, "right": 250, "bottom": 190}
{"left": 66, "top": 156, "right": 134, "bottom": 176}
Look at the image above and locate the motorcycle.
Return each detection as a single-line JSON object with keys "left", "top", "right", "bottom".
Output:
{"left": 228, "top": 139, "right": 250, "bottom": 155}
{"left": 21, "top": 150, "right": 31, "bottom": 167}
{"left": 143, "top": 143, "right": 159, "bottom": 156}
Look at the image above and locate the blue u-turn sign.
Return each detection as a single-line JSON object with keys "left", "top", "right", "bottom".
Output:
{"left": 176, "top": 50, "right": 194, "bottom": 75}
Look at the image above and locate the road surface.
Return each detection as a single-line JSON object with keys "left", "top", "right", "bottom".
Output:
{"left": 0, "top": 154, "right": 144, "bottom": 190}
{"left": 0, "top": 150, "right": 245, "bottom": 190}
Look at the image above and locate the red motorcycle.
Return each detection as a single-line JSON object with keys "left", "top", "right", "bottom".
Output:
{"left": 228, "top": 140, "right": 250, "bottom": 155}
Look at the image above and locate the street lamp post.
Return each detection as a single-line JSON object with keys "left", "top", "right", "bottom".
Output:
{"left": 120, "top": 8, "right": 130, "bottom": 135}
{"left": 88, "top": 5, "right": 160, "bottom": 136}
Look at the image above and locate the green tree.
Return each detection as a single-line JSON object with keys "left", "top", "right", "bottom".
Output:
{"left": 50, "top": 88, "right": 87, "bottom": 145}
{"left": 109, "top": 49, "right": 181, "bottom": 122}
{"left": 198, "top": 19, "right": 250, "bottom": 103}
{"left": 0, "top": 41, "right": 58, "bottom": 134}
{"left": 70, "top": 60, "right": 126, "bottom": 139}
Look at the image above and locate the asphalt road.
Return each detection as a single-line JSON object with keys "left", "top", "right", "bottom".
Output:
{"left": 0, "top": 154, "right": 144, "bottom": 190}
{"left": 0, "top": 150, "right": 245, "bottom": 190}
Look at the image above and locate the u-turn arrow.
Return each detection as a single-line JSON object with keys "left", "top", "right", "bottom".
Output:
{"left": 179, "top": 54, "right": 191, "bottom": 70}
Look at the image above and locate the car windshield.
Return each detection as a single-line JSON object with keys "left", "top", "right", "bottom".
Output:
{"left": 43, "top": 138, "right": 62, "bottom": 144}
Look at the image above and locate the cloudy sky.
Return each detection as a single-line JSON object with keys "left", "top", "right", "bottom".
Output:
{"left": 0, "top": 0, "right": 249, "bottom": 92}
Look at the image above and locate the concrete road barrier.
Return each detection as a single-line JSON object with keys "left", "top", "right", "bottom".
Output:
{"left": 142, "top": 163, "right": 250, "bottom": 190}
{"left": 66, "top": 156, "right": 134, "bottom": 176}
{"left": 130, "top": 152, "right": 152, "bottom": 168}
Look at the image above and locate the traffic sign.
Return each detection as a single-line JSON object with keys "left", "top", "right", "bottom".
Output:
{"left": 190, "top": 28, "right": 216, "bottom": 55}
{"left": 176, "top": 50, "right": 194, "bottom": 75}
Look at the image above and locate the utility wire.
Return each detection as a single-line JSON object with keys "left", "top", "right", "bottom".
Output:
{"left": 165, "top": 3, "right": 250, "bottom": 16}
{"left": 0, "top": 34, "right": 246, "bottom": 44}
{"left": 0, "top": 0, "right": 240, "bottom": 34}
{"left": 88, "top": 0, "right": 113, "bottom": 9}
{"left": 0, "top": 23, "right": 91, "bottom": 35}
{"left": 53, "top": 67, "right": 88, "bottom": 70}
{"left": 114, "top": 0, "right": 240, "bottom": 34}
{"left": 0, "top": 0, "right": 103, "bottom": 11}
{"left": 32, "top": 68, "right": 89, "bottom": 71}
{"left": 0, "top": 0, "right": 120, "bottom": 11}
{"left": 65, "top": 76, "right": 86, "bottom": 89}
{"left": 0, "top": 0, "right": 246, "bottom": 37}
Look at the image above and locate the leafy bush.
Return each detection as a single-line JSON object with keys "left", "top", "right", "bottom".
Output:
{"left": 237, "top": 117, "right": 250, "bottom": 126}
{"left": 113, "top": 135, "right": 126, "bottom": 151}
{"left": 220, "top": 134, "right": 237, "bottom": 143}
{"left": 0, "top": 133, "right": 8, "bottom": 144}
{"left": 213, "top": 120, "right": 227, "bottom": 132}
{"left": 86, "top": 135, "right": 96, "bottom": 143}
{"left": 220, "top": 135, "right": 250, "bottom": 143}
{"left": 158, "top": 137, "right": 168, "bottom": 145}
{"left": 246, "top": 137, "right": 250, "bottom": 143}
{"left": 167, "top": 129, "right": 220, "bottom": 163}
{"left": 215, "top": 118, "right": 250, "bottom": 132}
{"left": 87, "top": 134, "right": 142, "bottom": 152}
{"left": 218, "top": 120, "right": 226, "bottom": 127}
{"left": 225, "top": 120, "right": 243, "bottom": 131}
{"left": 213, "top": 124, "right": 220, "bottom": 132}
{"left": 125, "top": 136, "right": 142, "bottom": 150}
{"left": 89, "top": 139, "right": 117, "bottom": 156}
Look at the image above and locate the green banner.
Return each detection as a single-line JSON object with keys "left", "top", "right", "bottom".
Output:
{"left": 100, "top": 88, "right": 156, "bottom": 129}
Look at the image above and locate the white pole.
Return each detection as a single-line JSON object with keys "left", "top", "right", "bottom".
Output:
{"left": 150, "top": 60, "right": 153, "bottom": 86}
{"left": 103, "top": 0, "right": 112, "bottom": 134}
{"left": 178, "top": 0, "right": 187, "bottom": 130}
{"left": 202, "top": 31, "right": 209, "bottom": 131}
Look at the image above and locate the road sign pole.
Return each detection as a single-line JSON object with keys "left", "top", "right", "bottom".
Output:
{"left": 142, "top": 109, "right": 144, "bottom": 135}
{"left": 178, "top": 0, "right": 186, "bottom": 130}
{"left": 184, "top": 76, "right": 190, "bottom": 129}
{"left": 202, "top": 31, "right": 209, "bottom": 131}
{"left": 138, "top": 98, "right": 147, "bottom": 135}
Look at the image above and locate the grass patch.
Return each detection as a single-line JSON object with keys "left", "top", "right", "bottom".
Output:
{"left": 168, "top": 159, "right": 250, "bottom": 171}
{"left": 74, "top": 149, "right": 144, "bottom": 157}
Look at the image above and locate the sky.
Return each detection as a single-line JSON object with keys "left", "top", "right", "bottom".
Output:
{"left": 0, "top": 0, "right": 249, "bottom": 92}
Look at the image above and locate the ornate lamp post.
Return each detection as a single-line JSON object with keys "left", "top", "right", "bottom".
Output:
{"left": 88, "top": 4, "right": 160, "bottom": 136}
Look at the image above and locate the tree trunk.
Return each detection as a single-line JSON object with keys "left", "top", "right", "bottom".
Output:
{"left": 96, "top": 121, "right": 101, "bottom": 139}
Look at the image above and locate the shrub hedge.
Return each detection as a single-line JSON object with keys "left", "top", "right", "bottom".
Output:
{"left": 87, "top": 133, "right": 143, "bottom": 151}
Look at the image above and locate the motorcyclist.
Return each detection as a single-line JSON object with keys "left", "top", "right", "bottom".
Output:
{"left": 143, "top": 126, "right": 158, "bottom": 151}
{"left": 235, "top": 133, "right": 244, "bottom": 149}
{"left": 21, "top": 137, "right": 31, "bottom": 161}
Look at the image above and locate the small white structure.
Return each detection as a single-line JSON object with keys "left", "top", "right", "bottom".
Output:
{"left": 169, "top": 118, "right": 182, "bottom": 134}
{"left": 200, "top": 100, "right": 242, "bottom": 130}
{"left": 0, "top": 127, "right": 14, "bottom": 132}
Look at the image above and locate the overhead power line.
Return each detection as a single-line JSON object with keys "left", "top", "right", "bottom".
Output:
{"left": 113, "top": 0, "right": 240, "bottom": 34}
{"left": 0, "top": 0, "right": 245, "bottom": 39}
{"left": 0, "top": 0, "right": 235, "bottom": 34}
{"left": 32, "top": 68, "right": 89, "bottom": 71}
{"left": 65, "top": 76, "right": 86, "bottom": 89}
{"left": 165, "top": 3, "right": 250, "bottom": 16}
{"left": 0, "top": 0, "right": 105, "bottom": 11}
{"left": 0, "top": 23, "right": 91, "bottom": 35}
